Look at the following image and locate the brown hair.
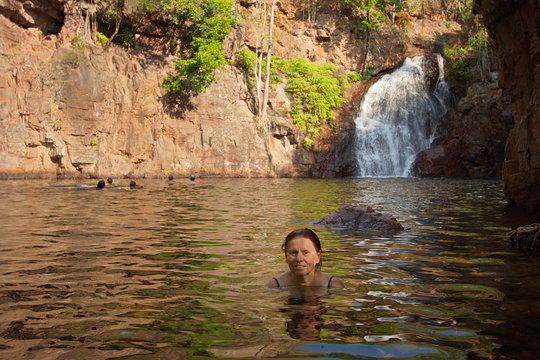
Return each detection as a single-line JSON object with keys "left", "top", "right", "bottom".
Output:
{"left": 281, "top": 228, "right": 322, "bottom": 269}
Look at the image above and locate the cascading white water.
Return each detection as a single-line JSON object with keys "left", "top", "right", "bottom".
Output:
{"left": 355, "top": 55, "right": 451, "bottom": 177}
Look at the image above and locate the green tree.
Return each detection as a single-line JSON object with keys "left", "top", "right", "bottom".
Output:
{"left": 162, "top": 0, "right": 236, "bottom": 95}
{"left": 340, "top": 0, "right": 405, "bottom": 74}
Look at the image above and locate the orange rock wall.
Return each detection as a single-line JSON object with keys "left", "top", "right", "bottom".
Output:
{"left": 475, "top": 0, "right": 540, "bottom": 209}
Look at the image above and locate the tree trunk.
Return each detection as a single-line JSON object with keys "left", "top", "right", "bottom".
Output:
{"left": 260, "top": 0, "right": 276, "bottom": 126}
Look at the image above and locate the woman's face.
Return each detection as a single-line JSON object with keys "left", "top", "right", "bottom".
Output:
{"left": 285, "top": 237, "right": 321, "bottom": 277}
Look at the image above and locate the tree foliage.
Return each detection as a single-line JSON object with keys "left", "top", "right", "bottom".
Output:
{"left": 340, "top": 0, "right": 405, "bottom": 31}
{"left": 162, "top": 0, "right": 236, "bottom": 95}
{"left": 235, "top": 50, "right": 360, "bottom": 146}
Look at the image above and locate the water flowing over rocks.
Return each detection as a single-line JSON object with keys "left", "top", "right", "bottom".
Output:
{"left": 354, "top": 54, "right": 450, "bottom": 177}
{"left": 413, "top": 80, "right": 514, "bottom": 178}
{"left": 314, "top": 205, "right": 404, "bottom": 232}
{"left": 474, "top": 0, "right": 540, "bottom": 209}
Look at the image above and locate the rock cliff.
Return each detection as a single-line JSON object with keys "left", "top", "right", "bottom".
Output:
{"left": 474, "top": 0, "right": 540, "bottom": 209}
{"left": 0, "top": 0, "right": 510, "bottom": 182}
{"left": 0, "top": 0, "right": 284, "bottom": 178}
{"left": 413, "top": 79, "right": 514, "bottom": 178}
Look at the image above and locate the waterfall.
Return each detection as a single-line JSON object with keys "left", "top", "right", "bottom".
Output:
{"left": 354, "top": 55, "right": 451, "bottom": 177}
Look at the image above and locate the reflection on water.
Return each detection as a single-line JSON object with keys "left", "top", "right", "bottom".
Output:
{"left": 283, "top": 296, "right": 326, "bottom": 341}
{"left": 0, "top": 178, "right": 540, "bottom": 359}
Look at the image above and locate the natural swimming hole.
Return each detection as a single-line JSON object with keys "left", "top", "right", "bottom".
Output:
{"left": 0, "top": 178, "right": 539, "bottom": 359}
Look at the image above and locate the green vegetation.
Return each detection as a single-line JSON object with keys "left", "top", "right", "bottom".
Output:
{"left": 234, "top": 48, "right": 280, "bottom": 89}
{"left": 61, "top": 33, "right": 86, "bottom": 67}
{"left": 117, "top": 29, "right": 136, "bottom": 48}
{"left": 444, "top": 29, "right": 487, "bottom": 82}
{"left": 279, "top": 58, "right": 357, "bottom": 142}
{"left": 337, "top": 1, "right": 486, "bottom": 88}
{"left": 71, "top": 33, "right": 86, "bottom": 50}
{"left": 340, "top": 0, "right": 405, "bottom": 31}
{"left": 440, "top": 1, "right": 488, "bottom": 88}
{"left": 96, "top": 31, "right": 109, "bottom": 46}
{"left": 235, "top": 49, "right": 361, "bottom": 146}
{"left": 162, "top": 0, "right": 236, "bottom": 95}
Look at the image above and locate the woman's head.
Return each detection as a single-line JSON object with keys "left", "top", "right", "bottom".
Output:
{"left": 282, "top": 228, "right": 322, "bottom": 270}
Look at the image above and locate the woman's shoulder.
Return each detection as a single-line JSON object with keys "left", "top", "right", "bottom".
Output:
{"left": 328, "top": 276, "right": 344, "bottom": 289}
{"left": 266, "top": 271, "right": 289, "bottom": 288}
{"left": 321, "top": 272, "right": 344, "bottom": 289}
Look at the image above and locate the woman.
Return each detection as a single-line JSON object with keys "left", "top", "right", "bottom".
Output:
{"left": 267, "top": 228, "right": 344, "bottom": 289}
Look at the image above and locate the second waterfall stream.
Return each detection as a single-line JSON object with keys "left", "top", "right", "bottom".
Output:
{"left": 355, "top": 54, "right": 451, "bottom": 177}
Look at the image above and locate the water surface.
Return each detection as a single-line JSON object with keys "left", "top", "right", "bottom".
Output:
{"left": 0, "top": 178, "right": 539, "bottom": 359}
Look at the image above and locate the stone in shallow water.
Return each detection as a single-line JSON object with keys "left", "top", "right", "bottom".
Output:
{"left": 507, "top": 223, "right": 540, "bottom": 252}
{"left": 314, "top": 205, "right": 403, "bottom": 232}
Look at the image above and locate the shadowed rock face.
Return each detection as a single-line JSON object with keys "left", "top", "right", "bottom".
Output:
{"left": 474, "top": 0, "right": 540, "bottom": 209}
{"left": 413, "top": 82, "right": 514, "bottom": 179}
{"left": 0, "top": 0, "right": 65, "bottom": 34}
{"left": 314, "top": 205, "right": 404, "bottom": 233}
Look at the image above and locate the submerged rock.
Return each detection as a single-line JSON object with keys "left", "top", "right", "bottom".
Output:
{"left": 314, "top": 205, "right": 403, "bottom": 232}
{"left": 507, "top": 223, "right": 540, "bottom": 252}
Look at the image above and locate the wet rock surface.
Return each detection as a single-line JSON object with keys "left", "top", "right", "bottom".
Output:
{"left": 315, "top": 205, "right": 404, "bottom": 232}
{"left": 475, "top": 0, "right": 540, "bottom": 209}
{"left": 508, "top": 223, "right": 540, "bottom": 252}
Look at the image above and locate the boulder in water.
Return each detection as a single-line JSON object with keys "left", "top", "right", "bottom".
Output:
{"left": 507, "top": 224, "right": 540, "bottom": 252}
{"left": 314, "top": 205, "right": 403, "bottom": 232}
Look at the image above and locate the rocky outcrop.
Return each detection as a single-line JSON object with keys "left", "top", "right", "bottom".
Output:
{"left": 474, "top": 0, "right": 540, "bottom": 209}
{"left": 0, "top": 0, "right": 65, "bottom": 34}
{"left": 314, "top": 205, "right": 404, "bottom": 232}
{"left": 508, "top": 223, "right": 540, "bottom": 252}
{"left": 413, "top": 79, "right": 514, "bottom": 178}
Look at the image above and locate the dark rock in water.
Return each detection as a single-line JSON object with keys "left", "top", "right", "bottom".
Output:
{"left": 314, "top": 205, "right": 403, "bottom": 232}
{"left": 508, "top": 223, "right": 540, "bottom": 252}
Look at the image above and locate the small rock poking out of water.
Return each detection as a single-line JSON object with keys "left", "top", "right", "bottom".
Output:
{"left": 314, "top": 205, "right": 404, "bottom": 232}
{"left": 507, "top": 223, "right": 540, "bottom": 252}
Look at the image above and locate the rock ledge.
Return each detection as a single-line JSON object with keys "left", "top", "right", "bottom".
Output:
{"left": 315, "top": 205, "right": 404, "bottom": 232}
{"left": 507, "top": 223, "right": 540, "bottom": 252}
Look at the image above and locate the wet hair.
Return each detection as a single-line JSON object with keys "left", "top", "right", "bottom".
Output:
{"left": 96, "top": 180, "right": 106, "bottom": 189}
{"left": 107, "top": 177, "right": 113, "bottom": 184}
{"left": 281, "top": 228, "right": 322, "bottom": 269}
{"left": 190, "top": 174, "right": 196, "bottom": 181}
{"left": 168, "top": 174, "right": 174, "bottom": 180}
{"left": 129, "top": 180, "right": 137, "bottom": 187}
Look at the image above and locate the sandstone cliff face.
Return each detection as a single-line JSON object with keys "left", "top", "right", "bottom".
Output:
{"left": 0, "top": 0, "right": 296, "bottom": 178}
{"left": 474, "top": 0, "right": 540, "bottom": 209}
{"left": 0, "top": 0, "right": 494, "bottom": 180}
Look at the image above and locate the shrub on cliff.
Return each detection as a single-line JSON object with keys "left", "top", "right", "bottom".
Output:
{"left": 278, "top": 58, "right": 352, "bottom": 141}
{"left": 235, "top": 50, "right": 360, "bottom": 146}
{"left": 162, "top": 0, "right": 236, "bottom": 95}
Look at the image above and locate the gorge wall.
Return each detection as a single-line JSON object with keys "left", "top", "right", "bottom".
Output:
{"left": 474, "top": 0, "right": 540, "bottom": 209}
{"left": 0, "top": 0, "right": 513, "bottom": 183}
{"left": 0, "top": 0, "right": 468, "bottom": 179}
